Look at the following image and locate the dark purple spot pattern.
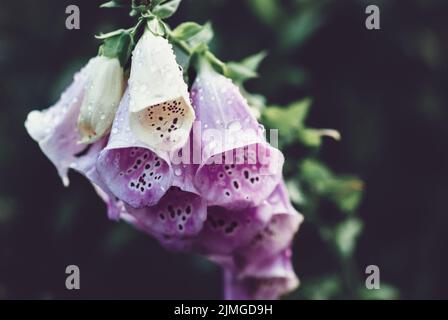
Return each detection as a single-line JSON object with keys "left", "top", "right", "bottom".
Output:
{"left": 97, "top": 147, "right": 171, "bottom": 208}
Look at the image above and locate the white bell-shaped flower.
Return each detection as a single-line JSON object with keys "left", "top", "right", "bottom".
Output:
{"left": 128, "top": 30, "right": 195, "bottom": 152}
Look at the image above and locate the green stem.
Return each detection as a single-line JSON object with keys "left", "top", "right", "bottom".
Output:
{"left": 130, "top": 17, "right": 145, "bottom": 37}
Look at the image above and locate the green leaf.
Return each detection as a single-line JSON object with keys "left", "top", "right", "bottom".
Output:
{"left": 359, "top": 283, "right": 400, "bottom": 300}
{"left": 262, "top": 98, "right": 312, "bottom": 146}
{"left": 226, "top": 62, "right": 258, "bottom": 84}
{"left": 187, "top": 22, "right": 214, "bottom": 49}
{"left": 297, "top": 128, "right": 323, "bottom": 148}
{"left": 152, "top": 0, "right": 182, "bottom": 19}
{"left": 226, "top": 51, "right": 267, "bottom": 84}
{"left": 130, "top": 0, "right": 151, "bottom": 17}
{"left": 172, "top": 22, "right": 204, "bottom": 41}
{"left": 150, "top": 0, "right": 169, "bottom": 9}
{"left": 299, "top": 158, "right": 333, "bottom": 194}
{"left": 280, "top": 4, "right": 324, "bottom": 49}
{"left": 299, "top": 275, "right": 343, "bottom": 300}
{"left": 299, "top": 159, "right": 364, "bottom": 213}
{"left": 327, "top": 176, "right": 364, "bottom": 214}
{"left": 100, "top": 32, "right": 133, "bottom": 67}
{"left": 248, "top": 0, "right": 281, "bottom": 26}
{"left": 297, "top": 128, "right": 341, "bottom": 148}
{"left": 95, "top": 28, "right": 129, "bottom": 40}
{"left": 241, "top": 51, "right": 267, "bottom": 72}
{"left": 100, "top": 0, "right": 124, "bottom": 8}
{"left": 286, "top": 180, "right": 306, "bottom": 207}
{"left": 333, "top": 218, "right": 363, "bottom": 258}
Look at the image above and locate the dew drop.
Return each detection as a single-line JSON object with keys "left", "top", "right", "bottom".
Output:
{"left": 228, "top": 121, "right": 242, "bottom": 132}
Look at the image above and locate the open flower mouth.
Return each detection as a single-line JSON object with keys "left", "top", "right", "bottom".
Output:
{"left": 130, "top": 96, "right": 194, "bottom": 151}
{"left": 224, "top": 250, "right": 299, "bottom": 300}
{"left": 193, "top": 205, "right": 270, "bottom": 256}
{"left": 195, "top": 143, "right": 284, "bottom": 209}
{"left": 96, "top": 88, "right": 174, "bottom": 209}
{"left": 97, "top": 146, "right": 172, "bottom": 208}
{"left": 126, "top": 187, "right": 207, "bottom": 239}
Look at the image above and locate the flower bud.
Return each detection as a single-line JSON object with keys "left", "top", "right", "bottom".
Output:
{"left": 78, "top": 56, "right": 124, "bottom": 143}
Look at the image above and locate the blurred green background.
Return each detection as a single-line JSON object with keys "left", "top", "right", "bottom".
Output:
{"left": 0, "top": 0, "right": 447, "bottom": 299}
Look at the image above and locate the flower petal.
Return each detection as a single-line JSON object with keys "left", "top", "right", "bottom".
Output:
{"left": 237, "top": 183, "right": 304, "bottom": 264}
{"left": 93, "top": 184, "right": 128, "bottom": 221}
{"left": 170, "top": 134, "right": 200, "bottom": 194}
{"left": 96, "top": 89, "right": 173, "bottom": 208}
{"left": 126, "top": 187, "right": 207, "bottom": 239}
{"left": 121, "top": 208, "right": 193, "bottom": 252}
{"left": 129, "top": 31, "right": 195, "bottom": 152}
{"left": 194, "top": 145, "right": 284, "bottom": 209}
{"left": 194, "top": 205, "right": 272, "bottom": 256}
{"left": 70, "top": 138, "right": 108, "bottom": 188}
{"left": 224, "top": 249, "right": 299, "bottom": 300}
{"left": 172, "top": 162, "right": 199, "bottom": 194}
{"left": 25, "top": 60, "right": 93, "bottom": 186}
{"left": 191, "top": 62, "right": 284, "bottom": 209}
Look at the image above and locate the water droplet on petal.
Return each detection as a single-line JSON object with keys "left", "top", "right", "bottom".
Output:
{"left": 228, "top": 121, "right": 242, "bottom": 132}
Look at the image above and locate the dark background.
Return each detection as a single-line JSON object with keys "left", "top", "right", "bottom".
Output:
{"left": 0, "top": 0, "right": 447, "bottom": 299}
